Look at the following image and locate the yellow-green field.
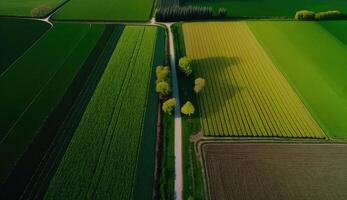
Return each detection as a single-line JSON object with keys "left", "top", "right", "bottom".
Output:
{"left": 182, "top": 22, "right": 325, "bottom": 138}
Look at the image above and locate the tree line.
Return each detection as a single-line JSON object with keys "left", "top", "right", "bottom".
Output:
{"left": 295, "top": 10, "right": 344, "bottom": 20}
{"left": 156, "top": 5, "right": 227, "bottom": 22}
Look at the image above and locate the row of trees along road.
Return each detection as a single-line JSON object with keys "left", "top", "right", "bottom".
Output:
{"left": 157, "top": 57, "right": 206, "bottom": 117}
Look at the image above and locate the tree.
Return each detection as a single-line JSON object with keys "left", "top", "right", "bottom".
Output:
{"left": 181, "top": 101, "right": 195, "bottom": 116}
{"left": 315, "top": 10, "right": 342, "bottom": 20}
{"left": 31, "top": 5, "right": 51, "bottom": 17}
{"left": 156, "top": 65, "right": 170, "bottom": 82}
{"left": 155, "top": 5, "right": 213, "bottom": 22}
{"left": 156, "top": 81, "right": 170, "bottom": 95}
{"left": 179, "top": 57, "right": 193, "bottom": 76}
{"left": 194, "top": 77, "right": 206, "bottom": 94}
{"left": 294, "top": 10, "right": 315, "bottom": 20}
{"left": 162, "top": 98, "right": 176, "bottom": 114}
{"left": 218, "top": 8, "right": 228, "bottom": 18}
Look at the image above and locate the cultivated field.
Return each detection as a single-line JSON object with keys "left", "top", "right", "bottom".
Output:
{"left": 0, "top": 23, "right": 104, "bottom": 183}
{"left": 0, "top": 18, "right": 50, "bottom": 73}
{"left": 0, "top": 0, "right": 63, "bottom": 17}
{"left": 320, "top": 21, "right": 347, "bottom": 46}
{"left": 53, "top": 0, "right": 154, "bottom": 21}
{"left": 181, "top": 0, "right": 347, "bottom": 17}
{"left": 182, "top": 22, "right": 325, "bottom": 138}
{"left": 248, "top": 21, "right": 347, "bottom": 139}
{"left": 45, "top": 26, "right": 164, "bottom": 199}
{"left": 203, "top": 143, "right": 347, "bottom": 200}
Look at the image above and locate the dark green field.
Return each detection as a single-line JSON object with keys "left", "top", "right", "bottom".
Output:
{"left": 0, "top": 23, "right": 104, "bottom": 182}
{"left": 182, "top": 0, "right": 347, "bottom": 17}
{"left": 53, "top": 0, "right": 154, "bottom": 21}
{"left": 0, "top": 18, "right": 50, "bottom": 74}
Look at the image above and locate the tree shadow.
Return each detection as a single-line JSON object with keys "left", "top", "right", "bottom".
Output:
{"left": 191, "top": 56, "right": 244, "bottom": 117}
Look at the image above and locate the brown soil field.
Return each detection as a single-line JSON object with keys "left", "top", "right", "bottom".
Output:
{"left": 203, "top": 143, "right": 347, "bottom": 200}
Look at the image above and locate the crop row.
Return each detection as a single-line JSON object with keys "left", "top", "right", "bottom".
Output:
{"left": 45, "top": 26, "right": 161, "bottom": 199}
{"left": 182, "top": 22, "right": 325, "bottom": 138}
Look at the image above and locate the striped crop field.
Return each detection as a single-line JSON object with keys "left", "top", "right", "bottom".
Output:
{"left": 45, "top": 26, "right": 164, "bottom": 199}
{"left": 182, "top": 22, "right": 325, "bottom": 138}
{"left": 0, "top": 23, "right": 105, "bottom": 183}
{"left": 248, "top": 21, "right": 347, "bottom": 139}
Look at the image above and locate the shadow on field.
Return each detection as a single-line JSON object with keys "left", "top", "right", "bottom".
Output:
{"left": 192, "top": 56, "right": 244, "bottom": 117}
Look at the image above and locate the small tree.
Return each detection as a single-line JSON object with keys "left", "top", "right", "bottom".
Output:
{"left": 295, "top": 10, "right": 315, "bottom": 20}
{"left": 179, "top": 57, "right": 193, "bottom": 76}
{"left": 156, "top": 65, "right": 170, "bottom": 82}
{"left": 31, "top": 5, "right": 51, "bottom": 17}
{"left": 194, "top": 77, "right": 206, "bottom": 94}
{"left": 162, "top": 98, "right": 176, "bottom": 114}
{"left": 218, "top": 8, "right": 228, "bottom": 18}
{"left": 181, "top": 101, "right": 195, "bottom": 116}
{"left": 156, "top": 81, "right": 170, "bottom": 95}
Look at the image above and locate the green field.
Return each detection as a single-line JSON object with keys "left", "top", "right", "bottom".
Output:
{"left": 248, "top": 21, "right": 347, "bottom": 139}
{"left": 0, "top": 23, "right": 104, "bottom": 183}
{"left": 182, "top": 22, "right": 325, "bottom": 138}
{"left": 0, "top": 18, "right": 50, "bottom": 74}
{"left": 53, "top": 0, "right": 154, "bottom": 21}
{"left": 181, "top": 0, "right": 347, "bottom": 17}
{"left": 320, "top": 21, "right": 347, "bottom": 46}
{"left": 45, "top": 26, "right": 164, "bottom": 199}
{"left": 0, "top": 0, "right": 64, "bottom": 17}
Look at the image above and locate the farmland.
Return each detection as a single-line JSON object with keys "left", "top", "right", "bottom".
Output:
{"left": 181, "top": 0, "right": 347, "bottom": 17}
{"left": 45, "top": 26, "right": 165, "bottom": 199}
{"left": 320, "top": 21, "right": 347, "bottom": 46}
{"left": 0, "top": 18, "right": 50, "bottom": 73}
{"left": 2, "top": 0, "right": 347, "bottom": 199}
{"left": 53, "top": 0, "right": 154, "bottom": 21}
{"left": 0, "top": 23, "right": 105, "bottom": 183}
{"left": 248, "top": 21, "right": 347, "bottom": 139}
{"left": 182, "top": 22, "right": 325, "bottom": 138}
{"left": 0, "top": 0, "right": 64, "bottom": 17}
{"left": 203, "top": 143, "right": 347, "bottom": 200}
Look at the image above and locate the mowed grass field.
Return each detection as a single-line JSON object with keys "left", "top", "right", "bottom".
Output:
{"left": 0, "top": 18, "right": 50, "bottom": 74}
{"left": 45, "top": 26, "right": 164, "bottom": 199}
{"left": 203, "top": 143, "right": 347, "bottom": 200}
{"left": 53, "top": 0, "right": 154, "bottom": 21}
{"left": 0, "top": 0, "right": 64, "bottom": 17}
{"left": 182, "top": 22, "right": 325, "bottom": 138}
{"left": 182, "top": 0, "right": 347, "bottom": 17}
{"left": 248, "top": 21, "right": 347, "bottom": 139}
{"left": 0, "top": 23, "right": 105, "bottom": 183}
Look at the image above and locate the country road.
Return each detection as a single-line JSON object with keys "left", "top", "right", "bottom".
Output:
{"left": 165, "top": 23, "right": 183, "bottom": 200}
